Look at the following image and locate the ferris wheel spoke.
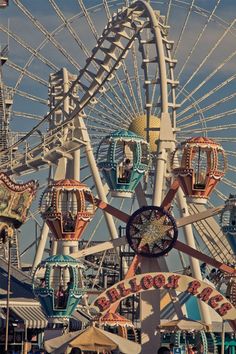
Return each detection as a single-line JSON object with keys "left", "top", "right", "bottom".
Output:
{"left": 103, "top": 85, "right": 136, "bottom": 122}
{"left": 220, "top": 177, "right": 236, "bottom": 191}
{"left": 6, "top": 61, "right": 48, "bottom": 87}
{"left": 88, "top": 135, "right": 107, "bottom": 144}
{"left": 118, "top": 40, "right": 141, "bottom": 115}
{"left": 86, "top": 113, "right": 120, "bottom": 130}
{"left": 84, "top": 214, "right": 105, "bottom": 248}
{"left": 115, "top": 50, "right": 139, "bottom": 115}
{"left": 160, "top": 180, "right": 180, "bottom": 211}
{"left": 71, "top": 235, "right": 127, "bottom": 259}
{"left": 103, "top": 63, "right": 140, "bottom": 118}
{"left": 87, "top": 102, "right": 130, "bottom": 126}
{"left": 179, "top": 42, "right": 236, "bottom": 108}
{"left": 140, "top": 28, "right": 151, "bottom": 118}
{"left": 177, "top": 70, "right": 236, "bottom": 120}
{"left": 13, "top": 41, "right": 58, "bottom": 93}
{"left": 173, "top": 0, "right": 195, "bottom": 57}
{"left": 175, "top": 86, "right": 206, "bottom": 125}
{"left": 225, "top": 150, "right": 236, "bottom": 157}
{"left": 26, "top": 209, "right": 42, "bottom": 224}
{"left": 12, "top": 0, "right": 82, "bottom": 70}
{"left": 180, "top": 124, "right": 236, "bottom": 135}
{"left": 176, "top": 205, "right": 224, "bottom": 229}
{"left": 49, "top": 0, "right": 91, "bottom": 58}
{"left": 111, "top": 72, "right": 139, "bottom": 118}
{"left": 177, "top": 92, "right": 236, "bottom": 126}
{"left": 91, "top": 250, "right": 108, "bottom": 289}
{"left": 177, "top": 18, "right": 236, "bottom": 102}
{"left": 165, "top": 0, "right": 172, "bottom": 25}
{"left": 102, "top": 0, "right": 111, "bottom": 20}
{"left": 180, "top": 110, "right": 236, "bottom": 130}
{"left": 0, "top": 25, "right": 58, "bottom": 72}
{"left": 174, "top": 240, "right": 236, "bottom": 275}
{"left": 178, "top": 136, "right": 236, "bottom": 143}
{"left": 187, "top": 203, "right": 234, "bottom": 264}
{"left": 78, "top": 0, "right": 99, "bottom": 40}
{"left": 12, "top": 111, "right": 42, "bottom": 121}
{"left": 213, "top": 187, "right": 228, "bottom": 201}
{"left": 101, "top": 79, "right": 141, "bottom": 121}
{"left": 84, "top": 190, "right": 118, "bottom": 240}
{"left": 95, "top": 89, "right": 134, "bottom": 123}
{"left": 12, "top": 88, "right": 47, "bottom": 106}
{"left": 92, "top": 197, "right": 130, "bottom": 224}
{"left": 86, "top": 124, "right": 114, "bottom": 134}
{"left": 121, "top": 64, "right": 140, "bottom": 115}
{"left": 176, "top": 0, "right": 221, "bottom": 80}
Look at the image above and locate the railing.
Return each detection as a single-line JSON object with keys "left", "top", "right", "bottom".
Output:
{"left": 0, "top": 121, "right": 85, "bottom": 174}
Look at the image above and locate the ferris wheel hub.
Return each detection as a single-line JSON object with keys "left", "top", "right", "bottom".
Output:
{"left": 126, "top": 205, "right": 178, "bottom": 257}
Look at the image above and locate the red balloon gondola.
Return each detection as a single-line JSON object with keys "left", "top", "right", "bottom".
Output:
{"left": 172, "top": 137, "right": 227, "bottom": 204}
{"left": 40, "top": 179, "right": 95, "bottom": 241}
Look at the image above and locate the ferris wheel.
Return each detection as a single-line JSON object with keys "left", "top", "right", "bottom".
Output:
{"left": 1, "top": 0, "right": 236, "bottom": 350}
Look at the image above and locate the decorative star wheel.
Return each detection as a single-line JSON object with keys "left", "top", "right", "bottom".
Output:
{"left": 81, "top": 191, "right": 235, "bottom": 274}
{"left": 126, "top": 206, "right": 178, "bottom": 257}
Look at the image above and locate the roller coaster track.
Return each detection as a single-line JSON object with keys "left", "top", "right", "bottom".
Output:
{"left": 0, "top": 1, "right": 178, "bottom": 176}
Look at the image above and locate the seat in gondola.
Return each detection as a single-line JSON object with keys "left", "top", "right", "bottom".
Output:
{"left": 96, "top": 130, "right": 150, "bottom": 198}
{"left": 172, "top": 137, "right": 226, "bottom": 204}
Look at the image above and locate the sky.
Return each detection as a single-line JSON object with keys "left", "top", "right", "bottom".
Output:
{"left": 0, "top": 0, "right": 236, "bottom": 269}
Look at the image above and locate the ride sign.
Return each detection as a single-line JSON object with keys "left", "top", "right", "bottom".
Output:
{"left": 90, "top": 272, "right": 236, "bottom": 320}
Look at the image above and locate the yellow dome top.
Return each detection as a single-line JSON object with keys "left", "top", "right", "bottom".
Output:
{"left": 129, "top": 115, "right": 160, "bottom": 152}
